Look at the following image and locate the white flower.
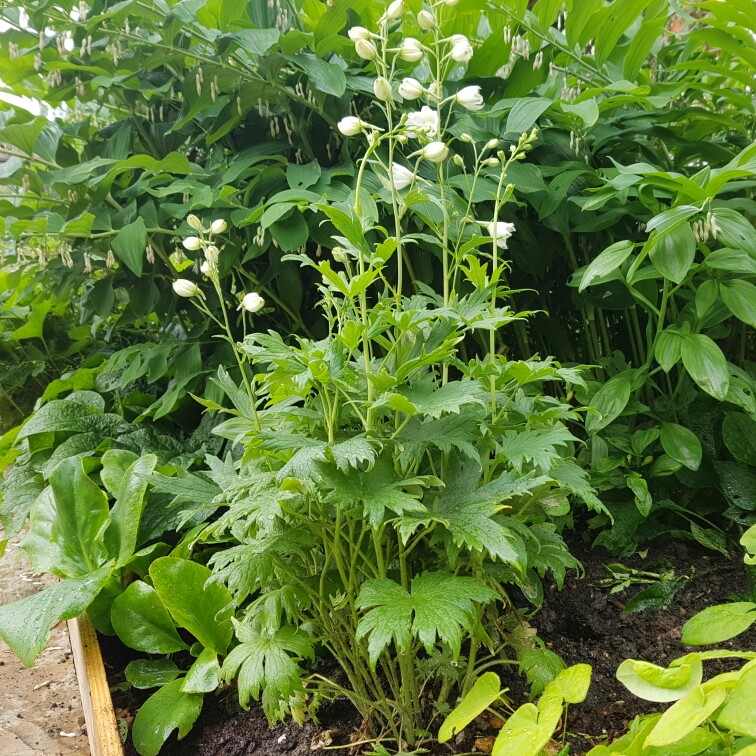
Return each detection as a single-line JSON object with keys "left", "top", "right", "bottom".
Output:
{"left": 204, "top": 245, "right": 220, "bottom": 265}
{"left": 338, "top": 116, "right": 367, "bottom": 136}
{"left": 420, "top": 141, "right": 449, "bottom": 163}
{"left": 444, "top": 0, "right": 459, "bottom": 5}
{"left": 182, "top": 236, "right": 202, "bottom": 251}
{"left": 200, "top": 260, "right": 214, "bottom": 276}
{"left": 398, "top": 37, "right": 424, "bottom": 62}
{"left": 385, "top": 0, "right": 405, "bottom": 19}
{"left": 485, "top": 221, "right": 516, "bottom": 249}
{"left": 455, "top": 85, "right": 484, "bottom": 111}
{"left": 373, "top": 76, "right": 392, "bottom": 102}
{"left": 186, "top": 214, "right": 203, "bottom": 231}
{"left": 417, "top": 9, "right": 435, "bottom": 29}
{"left": 173, "top": 279, "right": 199, "bottom": 297}
{"left": 392, "top": 164, "right": 415, "bottom": 190}
{"left": 355, "top": 38, "right": 378, "bottom": 60}
{"left": 398, "top": 77, "right": 423, "bottom": 100}
{"left": 405, "top": 106, "right": 438, "bottom": 138}
{"left": 451, "top": 38, "right": 474, "bottom": 62}
{"left": 348, "top": 26, "right": 371, "bottom": 42}
{"left": 210, "top": 219, "right": 227, "bottom": 234}
{"left": 240, "top": 292, "right": 265, "bottom": 313}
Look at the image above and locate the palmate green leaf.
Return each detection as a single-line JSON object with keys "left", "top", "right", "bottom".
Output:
{"left": 0, "top": 565, "right": 111, "bottom": 666}
{"left": 392, "top": 377, "right": 486, "bottom": 418}
{"left": 131, "top": 679, "right": 203, "bottom": 756}
{"left": 356, "top": 572, "right": 497, "bottom": 668}
{"left": 320, "top": 458, "right": 426, "bottom": 530}
{"left": 397, "top": 411, "right": 482, "bottom": 469}
{"left": 221, "top": 624, "right": 313, "bottom": 721}
{"left": 327, "top": 436, "right": 377, "bottom": 472}
{"left": 497, "top": 427, "right": 577, "bottom": 473}
{"left": 680, "top": 334, "right": 729, "bottom": 400}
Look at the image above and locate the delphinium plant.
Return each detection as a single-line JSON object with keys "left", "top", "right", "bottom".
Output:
{"left": 168, "top": 1, "right": 603, "bottom": 750}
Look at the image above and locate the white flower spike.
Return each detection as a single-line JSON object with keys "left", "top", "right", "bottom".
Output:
{"left": 455, "top": 85, "right": 484, "bottom": 111}
{"left": 392, "top": 164, "right": 415, "bottom": 190}
{"left": 486, "top": 221, "right": 516, "bottom": 249}
{"left": 398, "top": 77, "right": 424, "bottom": 100}
{"left": 173, "top": 279, "right": 200, "bottom": 297}
{"left": 240, "top": 292, "right": 265, "bottom": 313}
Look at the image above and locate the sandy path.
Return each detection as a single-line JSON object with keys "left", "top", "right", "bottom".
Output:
{"left": 0, "top": 533, "right": 91, "bottom": 755}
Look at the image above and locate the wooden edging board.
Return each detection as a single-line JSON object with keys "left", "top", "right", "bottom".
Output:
{"left": 67, "top": 615, "right": 125, "bottom": 756}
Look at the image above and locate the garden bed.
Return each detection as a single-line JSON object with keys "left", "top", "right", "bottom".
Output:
{"left": 99, "top": 537, "right": 754, "bottom": 755}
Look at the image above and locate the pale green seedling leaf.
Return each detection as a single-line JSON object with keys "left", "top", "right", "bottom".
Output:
{"left": 617, "top": 654, "right": 703, "bottom": 702}
{"left": 438, "top": 672, "right": 503, "bottom": 743}
{"left": 682, "top": 603, "right": 756, "bottom": 645}
{"left": 492, "top": 702, "right": 553, "bottom": 756}
{"left": 551, "top": 663, "right": 592, "bottom": 704}
{"left": 644, "top": 685, "right": 727, "bottom": 747}
{"left": 717, "top": 664, "right": 756, "bottom": 737}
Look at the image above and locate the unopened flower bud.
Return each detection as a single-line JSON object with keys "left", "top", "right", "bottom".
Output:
{"left": 398, "top": 77, "right": 424, "bottom": 100}
{"left": 332, "top": 246, "right": 348, "bottom": 263}
{"left": 355, "top": 38, "right": 378, "bottom": 60}
{"left": 420, "top": 141, "right": 449, "bottom": 163}
{"left": 398, "top": 37, "right": 424, "bottom": 62}
{"left": 417, "top": 9, "right": 435, "bottom": 29}
{"left": 454, "top": 85, "right": 484, "bottom": 111}
{"left": 459, "top": 132, "right": 475, "bottom": 143}
{"left": 348, "top": 26, "right": 372, "bottom": 42}
{"left": 200, "top": 260, "right": 213, "bottom": 276}
{"left": 182, "top": 236, "right": 202, "bottom": 251}
{"left": 385, "top": 0, "right": 405, "bottom": 20}
{"left": 452, "top": 154, "right": 465, "bottom": 168}
{"left": 186, "top": 214, "right": 203, "bottom": 231}
{"left": 485, "top": 138, "right": 499, "bottom": 149}
{"left": 374, "top": 76, "right": 392, "bottom": 102}
{"left": 451, "top": 39, "right": 474, "bottom": 62}
{"left": 210, "top": 218, "right": 227, "bottom": 234}
{"left": 240, "top": 292, "right": 265, "bottom": 313}
{"left": 173, "top": 279, "right": 200, "bottom": 297}
{"left": 205, "top": 245, "right": 220, "bottom": 265}
{"left": 338, "top": 116, "right": 366, "bottom": 136}
{"left": 483, "top": 157, "right": 500, "bottom": 166}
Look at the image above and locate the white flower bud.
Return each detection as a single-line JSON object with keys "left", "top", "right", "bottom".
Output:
{"left": 205, "top": 245, "right": 220, "bottom": 265}
{"left": 420, "top": 141, "right": 449, "bottom": 163}
{"left": 459, "top": 132, "right": 475, "bottom": 143}
{"left": 444, "top": 0, "right": 459, "bottom": 5}
{"left": 182, "top": 236, "right": 202, "bottom": 251}
{"left": 485, "top": 221, "right": 516, "bottom": 249}
{"left": 338, "top": 116, "right": 366, "bottom": 136}
{"left": 392, "top": 163, "right": 415, "bottom": 190}
{"left": 186, "top": 214, "right": 203, "bottom": 232}
{"left": 348, "top": 26, "right": 372, "bottom": 42}
{"left": 210, "top": 218, "right": 227, "bottom": 234}
{"left": 483, "top": 157, "right": 500, "bottom": 166}
{"left": 451, "top": 39, "right": 474, "bottom": 62}
{"left": 355, "top": 38, "right": 378, "bottom": 60}
{"left": 385, "top": 0, "right": 405, "bottom": 19}
{"left": 200, "top": 260, "right": 213, "bottom": 276}
{"left": 417, "top": 9, "right": 435, "bottom": 29}
{"left": 454, "top": 85, "right": 484, "bottom": 111}
{"left": 398, "top": 77, "right": 424, "bottom": 100}
{"left": 332, "top": 246, "right": 348, "bottom": 263}
{"left": 240, "top": 292, "right": 265, "bottom": 313}
{"left": 173, "top": 279, "right": 200, "bottom": 297}
{"left": 452, "top": 154, "right": 465, "bottom": 168}
{"left": 485, "top": 138, "right": 499, "bottom": 149}
{"left": 398, "top": 37, "right": 424, "bottom": 62}
{"left": 373, "top": 76, "right": 392, "bottom": 102}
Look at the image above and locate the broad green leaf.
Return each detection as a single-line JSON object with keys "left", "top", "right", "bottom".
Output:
{"left": 356, "top": 573, "right": 497, "bottom": 667}
{"left": 579, "top": 240, "right": 633, "bottom": 292}
{"left": 0, "top": 566, "right": 111, "bottom": 666}
{"left": 104, "top": 454, "right": 158, "bottom": 564}
{"left": 111, "top": 581, "right": 188, "bottom": 654}
{"left": 223, "top": 28, "right": 280, "bottom": 55}
{"left": 182, "top": 648, "right": 221, "bottom": 693}
{"left": 17, "top": 399, "right": 98, "bottom": 439}
{"left": 645, "top": 685, "right": 727, "bottom": 747}
{"left": 660, "top": 423, "right": 702, "bottom": 471}
{"left": 492, "top": 702, "right": 553, "bottom": 756}
{"left": 49, "top": 457, "right": 111, "bottom": 575}
{"left": 125, "top": 659, "right": 181, "bottom": 689}
{"left": 626, "top": 471, "right": 652, "bottom": 517}
{"left": 131, "top": 679, "right": 203, "bottom": 756}
{"left": 284, "top": 53, "right": 346, "bottom": 96}
{"left": 506, "top": 98, "right": 552, "bottom": 133}
{"left": 655, "top": 329, "right": 684, "bottom": 372}
{"left": 150, "top": 557, "right": 234, "bottom": 655}
{"left": 646, "top": 223, "right": 696, "bottom": 284}
{"left": 712, "top": 208, "right": 756, "bottom": 250}
{"left": 717, "top": 665, "right": 756, "bottom": 737}
{"left": 112, "top": 217, "right": 147, "bottom": 276}
{"left": 100, "top": 449, "right": 140, "bottom": 500}
{"left": 695, "top": 279, "right": 718, "bottom": 320}
{"left": 562, "top": 99, "right": 599, "bottom": 128}
{"left": 438, "top": 672, "right": 503, "bottom": 743}
{"left": 586, "top": 376, "right": 632, "bottom": 434}
{"left": 681, "top": 603, "right": 756, "bottom": 645}
{"left": 720, "top": 280, "right": 756, "bottom": 328}
{"left": 742, "top": 525, "right": 756, "bottom": 566}
{"left": 722, "top": 413, "right": 756, "bottom": 466}
{"left": 680, "top": 334, "right": 729, "bottom": 400}
{"left": 617, "top": 654, "right": 703, "bottom": 702}
{"left": 704, "top": 248, "right": 756, "bottom": 275}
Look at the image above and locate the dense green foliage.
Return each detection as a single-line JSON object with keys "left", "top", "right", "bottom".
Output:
{"left": 0, "top": 0, "right": 754, "bottom": 753}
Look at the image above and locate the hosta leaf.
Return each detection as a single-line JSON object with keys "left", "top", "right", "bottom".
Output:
{"left": 131, "top": 679, "right": 203, "bottom": 756}
{"left": 681, "top": 602, "right": 756, "bottom": 645}
{"left": 220, "top": 624, "right": 313, "bottom": 721}
{"left": 645, "top": 685, "right": 727, "bottom": 747}
{"left": 438, "top": 672, "right": 503, "bottom": 743}
{"left": 616, "top": 654, "right": 703, "bottom": 702}
{"left": 356, "top": 572, "right": 497, "bottom": 667}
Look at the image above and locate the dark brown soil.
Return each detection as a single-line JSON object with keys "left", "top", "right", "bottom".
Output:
{"left": 102, "top": 537, "right": 755, "bottom": 756}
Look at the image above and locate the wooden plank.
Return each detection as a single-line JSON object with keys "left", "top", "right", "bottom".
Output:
{"left": 68, "top": 615, "right": 124, "bottom": 756}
